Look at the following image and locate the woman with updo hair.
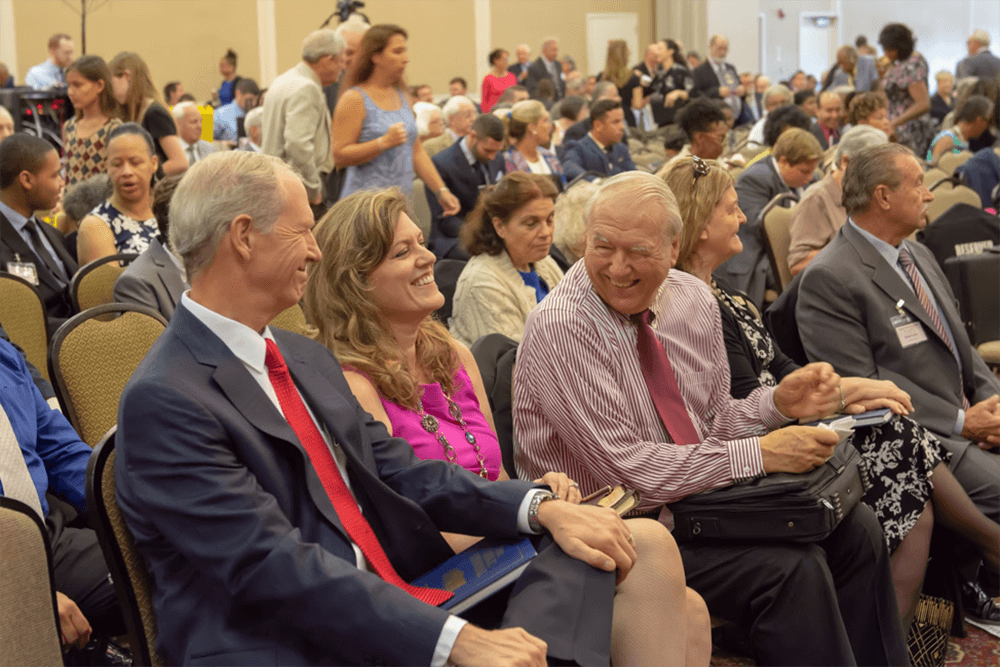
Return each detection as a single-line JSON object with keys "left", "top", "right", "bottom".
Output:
{"left": 481, "top": 48, "right": 516, "bottom": 113}
{"left": 217, "top": 49, "right": 240, "bottom": 106}
{"left": 450, "top": 172, "right": 564, "bottom": 347}
{"left": 303, "top": 187, "right": 712, "bottom": 667}
{"left": 501, "top": 100, "right": 565, "bottom": 190}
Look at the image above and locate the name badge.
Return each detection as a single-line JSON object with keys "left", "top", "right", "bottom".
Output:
{"left": 890, "top": 312, "right": 928, "bottom": 348}
{"left": 6, "top": 261, "right": 39, "bottom": 286}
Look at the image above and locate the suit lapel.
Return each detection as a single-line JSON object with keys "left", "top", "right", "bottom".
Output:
{"left": 0, "top": 212, "right": 65, "bottom": 292}
{"left": 149, "top": 242, "right": 186, "bottom": 309}
{"left": 39, "top": 221, "right": 77, "bottom": 276}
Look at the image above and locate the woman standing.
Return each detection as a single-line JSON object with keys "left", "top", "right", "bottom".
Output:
{"left": 332, "top": 24, "right": 459, "bottom": 215}
{"left": 481, "top": 49, "right": 516, "bottom": 113}
{"left": 63, "top": 55, "right": 121, "bottom": 186}
{"left": 878, "top": 23, "right": 935, "bottom": 156}
{"left": 654, "top": 39, "right": 692, "bottom": 126}
{"left": 598, "top": 40, "right": 641, "bottom": 128}
{"left": 501, "top": 100, "right": 564, "bottom": 190}
{"left": 109, "top": 52, "right": 187, "bottom": 177}
{"left": 217, "top": 49, "right": 239, "bottom": 106}
{"left": 76, "top": 124, "right": 160, "bottom": 265}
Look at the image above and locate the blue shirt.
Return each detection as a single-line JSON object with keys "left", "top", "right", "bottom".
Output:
{"left": 0, "top": 339, "right": 92, "bottom": 516}
{"left": 24, "top": 60, "right": 65, "bottom": 90}
{"left": 0, "top": 200, "right": 69, "bottom": 282}
{"left": 218, "top": 80, "right": 235, "bottom": 106}
{"left": 518, "top": 268, "right": 549, "bottom": 303}
{"left": 213, "top": 101, "right": 245, "bottom": 141}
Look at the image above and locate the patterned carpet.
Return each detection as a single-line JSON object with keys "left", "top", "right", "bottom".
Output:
{"left": 709, "top": 620, "right": 1000, "bottom": 666}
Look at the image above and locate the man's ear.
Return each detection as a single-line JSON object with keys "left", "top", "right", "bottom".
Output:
{"left": 17, "top": 169, "right": 35, "bottom": 192}
{"left": 872, "top": 184, "right": 891, "bottom": 211}
{"left": 669, "top": 235, "right": 681, "bottom": 268}
{"left": 228, "top": 214, "right": 256, "bottom": 262}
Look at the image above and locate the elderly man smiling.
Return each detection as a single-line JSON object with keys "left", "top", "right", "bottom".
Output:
{"left": 513, "top": 171, "right": 909, "bottom": 666}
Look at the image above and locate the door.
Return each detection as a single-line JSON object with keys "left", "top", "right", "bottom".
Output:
{"left": 799, "top": 12, "right": 839, "bottom": 84}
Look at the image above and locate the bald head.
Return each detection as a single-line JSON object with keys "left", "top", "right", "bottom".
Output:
{"left": 542, "top": 39, "right": 558, "bottom": 62}
{"left": 709, "top": 34, "right": 729, "bottom": 60}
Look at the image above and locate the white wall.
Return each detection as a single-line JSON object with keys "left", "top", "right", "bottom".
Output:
{"left": 706, "top": 0, "right": 760, "bottom": 72}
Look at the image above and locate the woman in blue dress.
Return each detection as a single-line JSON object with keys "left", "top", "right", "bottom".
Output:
{"left": 333, "top": 24, "right": 460, "bottom": 216}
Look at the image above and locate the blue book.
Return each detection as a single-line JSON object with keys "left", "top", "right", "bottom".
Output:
{"left": 410, "top": 538, "right": 537, "bottom": 614}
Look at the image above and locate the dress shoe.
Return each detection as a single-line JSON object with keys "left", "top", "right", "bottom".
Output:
{"left": 961, "top": 578, "right": 1000, "bottom": 625}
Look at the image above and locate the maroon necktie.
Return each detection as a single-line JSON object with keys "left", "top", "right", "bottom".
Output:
{"left": 264, "top": 340, "right": 453, "bottom": 605}
{"left": 632, "top": 311, "right": 701, "bottom": 445}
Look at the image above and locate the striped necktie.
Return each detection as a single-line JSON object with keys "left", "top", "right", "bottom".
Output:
{"left": 632, "top": 310, "right": 700, "bottom": 445}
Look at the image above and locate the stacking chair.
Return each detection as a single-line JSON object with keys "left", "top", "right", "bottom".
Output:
{"left": 760, "top": 192, "right": 799, "bottom": 294}
{"left": 411, "top": 178, "right": 433, "bottom": 240}
{"left": 922, "top": 168, "right": 951, "bottom": 190}
{"left": 0, "top": 271, "right": 50, "bottom": 380}
{"left": 86, "top": 428, "right": 163, "bottom": 666}
{"left": 269, "top": 303, "right": 309, "bottom": 336}
{"left": 0, "top": 497, "right": 63, "bottom": 666}
{"left": 432, "top": 259, "right": 467, "bottom": 326}
{"left": 49, "top": 304, "right": 168, "bottom": 446}
{"left": 937, "top": 150, "right": 973, "bottom": 176}
{"left": 471, "top": 334, "right": 519, "bottom": 479}
{"left": 70, "top": 253, "right": 139, "bottom": 312}
{"left": 942, "top": 249, "right": 999, "bottom": 347}
{"left": 926, "top": 185, "right": 982, "bottom": 224}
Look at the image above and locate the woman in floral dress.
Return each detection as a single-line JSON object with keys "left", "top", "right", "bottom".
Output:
{"left": 878, "top": 23, "right": 935, "bottom": 156}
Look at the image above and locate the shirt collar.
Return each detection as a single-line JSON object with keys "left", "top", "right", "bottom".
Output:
{"left": 179, "top": 138, "right": 194, "bottom": 151}
{"left": 447, "top": 128, "right": 460, "bottom": 143}
{"left": 588, "top": 132, "right": 608, "bottom": 151}
{"left": 180, "top": 292, "right": 274, "bottom": 373}
{"left": 0, "top": 200, "right": 30, "bottom": 231}
{"left": 459, "top": 136, "right": 477, "bottom": 165}
{"left": 848, "top": 217, "right": 901, "bottom": 265}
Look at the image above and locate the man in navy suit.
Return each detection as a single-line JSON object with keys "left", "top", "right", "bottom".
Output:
{"left": 116, "top": 151, "right": 629, "bottom": 666}
{"left": 525, "top": 38, "right": 564, "bottom": 101}
{"left": 426, "top": 113, "right": 506, "bottom": 260}
{"left": 562, "top": 100, "right": 635, "bottom": 182}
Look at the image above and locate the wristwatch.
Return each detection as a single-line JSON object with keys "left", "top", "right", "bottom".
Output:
{"left": 527, "top": 490, "right": 557, "bottom": 533}
{"left": 437, "top": 186, "right": 451, "bottom": 196}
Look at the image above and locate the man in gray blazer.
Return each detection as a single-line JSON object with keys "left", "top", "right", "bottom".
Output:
{"left": 797, "top": 143, "right": 1000, "bottom": 621}
{"left": 956, "top": 30, "right": 1000, "bottom": 80}
{"left": 262, "top": 29, "right": 344, "bottom": 213}
{"left": 113, "top": 238, "right": 187, "bottom": 320}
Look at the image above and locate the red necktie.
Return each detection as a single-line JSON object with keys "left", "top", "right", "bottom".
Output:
{"left": 264, "top": 340, "right": 453, "bottom": 606}
{"left": 632, "top": 311, "right": 701, "bottom": 445}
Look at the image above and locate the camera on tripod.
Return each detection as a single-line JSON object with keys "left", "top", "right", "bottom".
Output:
{"left": 0, "top": 87, "right": 72, "bottom": 151}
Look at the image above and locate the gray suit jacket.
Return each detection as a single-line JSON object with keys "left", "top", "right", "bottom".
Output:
{"left": 796, "top": 222, "right": 1000, "bottom": 463}
{"left": 957, "top": 49, "right": 1000, "bottom": 80}
{"left": 113, "top": 238, "right": 187, "bottom": 320}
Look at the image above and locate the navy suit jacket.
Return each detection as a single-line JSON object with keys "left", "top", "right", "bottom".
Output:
{"left": 737, "top": 92, "right": 763, "bottom": 126}
{"left": 691, "top": 60, "right": 738, "bottom": 100}
{"left": 0, "top": 210, "right": 78, "bottom": 320}
{"left": 426, "top": 140, "right": 505, "bottom": 259}
{"left": 116, "top": 304, "right": 540, "bottom": 666}
{"left": 525, "top": 57, "right": 563, "bottom": 100}
{"left": 561, "top": 134, "right": 635, "bottom": 182}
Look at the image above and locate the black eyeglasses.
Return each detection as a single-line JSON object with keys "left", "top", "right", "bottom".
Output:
{"left": 692, "top": 155, "right": 710, "bottom": 182}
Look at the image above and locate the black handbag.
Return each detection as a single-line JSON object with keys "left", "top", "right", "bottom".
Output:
{"left": 668, "top": 438, "right": 866, "bottom": 543}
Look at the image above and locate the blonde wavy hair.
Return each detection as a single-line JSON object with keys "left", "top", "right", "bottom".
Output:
{"left": 658, "top": 157, "right": 734, "bottom": 272}
{"left": 602, "top": 40, "right": 632, "bottom": 88}
{"left": 303, "top": 188, "right": 459, "bottom": 408}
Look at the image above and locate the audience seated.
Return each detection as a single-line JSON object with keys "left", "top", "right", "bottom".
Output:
{"left": 0, "top": 334, "right": 128, "bottom": 654}
{"left": 846, "top": 91, "right": 893, "bottom": 135}
{"left": 63, "top": 55, "right": 121, "bottom": 187}
{"left": 116, "top": 149, "right": 633, "bottom": 667}
{"left": 162, "top": 80, "right": 184, "bottom": 106}
{"left": 552, "top": 95, "right": 587, "bottom": 146}
{"left": 303, "top": 186, "right": 712, "bottom": 666}
{"left": 794, "top": 89, "right": 817, "bottom": 117}
{"left": 788, "top": 125, "right": 888, "bottom": 276}
{"left": 746, "top": 84, "right": 792, "bottom": 146}
{"left": 213, "top": 77, "right": 259, "bottom": 142}
{"left": 411, "top": 83, "right": 434, "bottom": 103}
{"left": 927, "top": 94, "right": 993, "bottom": 164}
{"left": 956, "top": 29, "right": 1000, "bottom": 80}
{"left": 423, "top": 95, "right": 477, "bottom": 159}
{"left": 0, "top": 134, "right": 77, "bottom": 324}
{"left": 524, "top": 38, "right": 564, "bottom": 101}
{"left": 717, "top": 127, "right": 822, "bottom": 306}
{"left": 561, "top": 100, "right": 634, "bottom": 182}
{"left": 450, "top": 173, "right": 563, "bottom": 346}
{"left": 172, "top": 101, "right": 215, "bottom": 165}
{"left": 562, "top": 81, "right": 621, "bottom": 146}
{"left": 663, "top": 155, "right": 1000, "bottom": 630}
{"left": 481, "top": 48, "right": 517, "bottom": 112}
{"left": 930, "top": 70, "right": 955, "bottom": 125}
{"left": 113, "top": 174, "right": 187, "bottom": 319}
{"left": 59, "top": 173, "right": 111, "bottom": 241}
{"left": 238, "top": 106, "right": 263, "bottom": 151}
{"left": 692, "top": 34, "right": 743, "bottom": 120}
{"left": 513, "top": 170, "right": 909, "bottom": 666}
{"left": 658, "top": 98, "right": 731, "bottom": 171}
{"left": 493, "top": 84, "right": 529, "bottom": 110}
{"left": 109, "top": 52, "right": 187, "bottom": 177}
{"left": 426, "top": 113, "right": 505, "bottom": 260}
{"left": 77, "top": 123, "right": 159, "bottom": 265}
{"left": 736, "top": 71, "right": 761, "bottom": 125}
{"left": 810, "top": 90, "right": 845, "bottom": 150}
{"left": 943, "top": 78, "right": 999, "bottom": 153}
{"left": 797, "top": 143, "right": 1000, "bottom": 623}
{"left": 826, "top": 45, "right": 879, "bottom": 93}
{"left": 25, "top": 33, "right": 73, "bottom": 90}
{"left": 501, "top": 100, "right": 565, "bottom": 189}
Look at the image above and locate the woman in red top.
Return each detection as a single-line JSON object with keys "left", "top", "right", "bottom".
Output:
{"left": 481, "top": 48, "right": 517, "bottom": 112}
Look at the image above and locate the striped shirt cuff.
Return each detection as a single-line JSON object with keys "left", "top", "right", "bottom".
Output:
{"left": 728, "top": 437, "right": 765, "bottom": 482}
{"left": 759, "top": 389, "right": 792, "bottom": 430}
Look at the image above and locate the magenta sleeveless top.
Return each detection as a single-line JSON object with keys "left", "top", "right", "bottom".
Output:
{"left": 381, "top": 365, "right": 502, "bottom": 480}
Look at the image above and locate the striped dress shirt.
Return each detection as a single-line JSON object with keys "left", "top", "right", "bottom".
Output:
{"left": 513, "top": 264, "right": 788, "bottom": 526}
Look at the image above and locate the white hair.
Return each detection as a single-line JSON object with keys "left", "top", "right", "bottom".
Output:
{"left": 971, "top": 29, "right": 990, "bottom": 47}
{"left": 335, "top": 14, "right": 370, "bottom": 40}
{"left": 169, "top": 152, "right": 290, "bottom": 279}
{"left": 834, "top": 124, "right": 889, "bottom": 165}
{"left": 761, "top": 84, "right": 792, "bottom": 108}
{"left": 442, "top": 95, "right": 475, "bottom": 122}
{"left": 244, "top": 106, "right": 264, "bottom": 128}
{"left": 302, "top": 29, "right": 344, "bottom": 63}
{"left": 585, "top": 171, "right": 682, "bottom": 245}
{"left": 413, "top": 102, "right": 441, "bottom": 137}
{"left": 171, "top": 100, "right": 198, "bottom": 120}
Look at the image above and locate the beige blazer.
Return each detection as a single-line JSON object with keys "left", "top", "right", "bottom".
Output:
{"left": 261, "top": 62, "right": 332, "bottom": 201}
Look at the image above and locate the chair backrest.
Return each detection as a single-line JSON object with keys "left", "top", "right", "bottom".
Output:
{"left": 433, "top": 259, "right": 467, "bottom": 325}
{"left": 411, "top": 179, "right": 433, "bottom": 240}
{"left": 739, "top": 143, "right": 768, "bottom": 164}
{"left": 759, "top": 192, "right": 799, "bottom": 293}
{"left": 71, "top": 253, "right": 139, "bottom": 312}
{"left": 937, "top": 150, "right": 974, "bottom": 176}
{"left": 923, "top": 167, "right": 951, "bottom": 190}
{"left": 943, "top": 249, "right": 1000, "bottom": 346}
{"left": 86, "top": 428, "right": 163, "bottom": 666}
{"left": 926, "top": 185, "right": 982, "bottom": 224}
{"left": 0, "top": 272, "right": 50, "bottom": 381}
{"left": 470, "top": 333, "right": 519, "bottom": 479}
{"left": 0, "top": 497, "right": 63, "bottom": 667}
{"left": 49, "top": 304, "right": 168, "bottom": 446}
{"left": 269, "top": 303, "right": 309, "bottom": 336}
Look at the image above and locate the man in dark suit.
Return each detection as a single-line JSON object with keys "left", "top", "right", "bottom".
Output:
{"left": 426, "top": 114, "right": 506, "bottom": 260}
{"left": 691, "top": 34, "right": 743, "bottom": 119}
{"left": 525, "top": 38, "right": 563, "bottom": 101}
{"left": 508, "top": 44, "right": 532, "bottom": 85}
{"left": 562, "top": 100, "right": 635, "bottom": 182}
{"left": 716, "top": 127, "right": 822, "bottom": 306}
{"left": 562, "top": 81, "right": 621, "bottom": 147}
{"left": 957, "top": 30, "right": 1000, "bottom": 80}
{"left": 116, "top": 150, "right": 629, "bottom": 666}
{"left": 736, "top": 72, "right": 763, "bottom": 126}
{"left": 809, "top": 91, "right": 844, "bottom": 151}
{"left": 0, "top": 134, "right": 78, "bottom": 326}
{"left": 797, "top": 143, "right": 1000, "bottom": 623}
